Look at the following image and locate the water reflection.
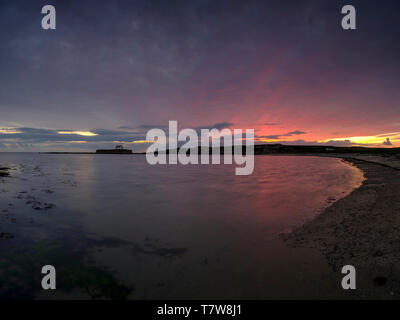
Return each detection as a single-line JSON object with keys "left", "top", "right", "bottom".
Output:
{"left": 0, "top": 154, "right": 363, "bottom": 299}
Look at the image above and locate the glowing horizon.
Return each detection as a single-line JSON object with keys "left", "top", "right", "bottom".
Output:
{"left": 57, "top": 131, "right": 98, "bottom": 137}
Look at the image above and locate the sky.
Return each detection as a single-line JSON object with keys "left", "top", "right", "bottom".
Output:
{"left": 0, "top": 0, "right": 399, "bottom": 151}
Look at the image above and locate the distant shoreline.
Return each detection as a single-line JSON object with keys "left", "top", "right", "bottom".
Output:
{"left": 32, "top": 144, "right": 400, "bottom": 157}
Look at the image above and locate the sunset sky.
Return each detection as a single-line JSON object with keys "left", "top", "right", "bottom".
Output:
{"left": 0, "top": 0, "right": 399, "bottom": 151}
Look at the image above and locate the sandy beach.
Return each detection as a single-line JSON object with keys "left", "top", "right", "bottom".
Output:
{"left": 283, "top": 155, "right": 400, "bottom": 298}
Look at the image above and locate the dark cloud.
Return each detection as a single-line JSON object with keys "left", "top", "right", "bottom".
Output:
{"left": 287, "top": 131, "right": 306, "bottom": 135}
{"left": 0, "top": 127, "right": 147, "bottom": 144}
{"left": 255, "top": 139, "right": 381, "bottom": 148}
{"left": 136, "top": 124, "right": 168, "bottom": 130}
{"left": 194, "top": 122, "right": 234, "bottom": 131}
{"left": 258, "top": 130, "right": 306, "bottom": 140}
{"left": 92, "top": 129, "right": 136, "bottom": 136}
{"left": 0, "top": 122, "right": 236, "bottom": 150}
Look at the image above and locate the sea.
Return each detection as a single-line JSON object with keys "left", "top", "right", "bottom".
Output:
{"left": 0, "top": 153, "right": 364, "bottom": 299}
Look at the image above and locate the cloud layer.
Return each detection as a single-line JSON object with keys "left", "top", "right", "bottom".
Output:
{"left": 0, "top": 0, "right": 399, "bottom": 150}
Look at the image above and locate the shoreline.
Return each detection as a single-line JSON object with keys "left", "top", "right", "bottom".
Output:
{"left": 282, "top": 155, "right": 400, "bottom": 298}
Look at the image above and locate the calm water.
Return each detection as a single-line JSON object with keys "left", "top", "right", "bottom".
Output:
{"left": 0, "top": 154, "right": 364, "bottom": 299}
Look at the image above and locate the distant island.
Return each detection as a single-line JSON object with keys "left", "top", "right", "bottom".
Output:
{"left": 43, "top": 144, "right": 400, "bottom": 156}
{"left": 165, "top": 144, "right": 400, "bottom": 157}
{"left": 96, "top": 145, "right": 132, "bottom": 154}
{"left": 252, "top": 144, "right": 400, "bottom": 156}
{"left": 44, "top": 145, "right": 136, "bottom": 154}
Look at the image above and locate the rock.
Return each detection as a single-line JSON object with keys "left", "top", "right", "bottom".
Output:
{"left": 373, "top": 276, "right": 387, "bottom": 287}
{"left": 0, "top": 232, "right": 14, "bottom": 240}
{"left": 373, "top": 250, "right": 384, "bottom": 257}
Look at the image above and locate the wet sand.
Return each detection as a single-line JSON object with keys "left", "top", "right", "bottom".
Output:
{"left": 0, "top": 167, "right": 13, "bottom": 240}
{"left": 283, "top": 155, "right": 400, "bottom": 298}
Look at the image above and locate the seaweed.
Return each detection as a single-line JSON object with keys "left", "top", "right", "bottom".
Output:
{"left": 0, "top": 240, "right": 133, "bottom": 300}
